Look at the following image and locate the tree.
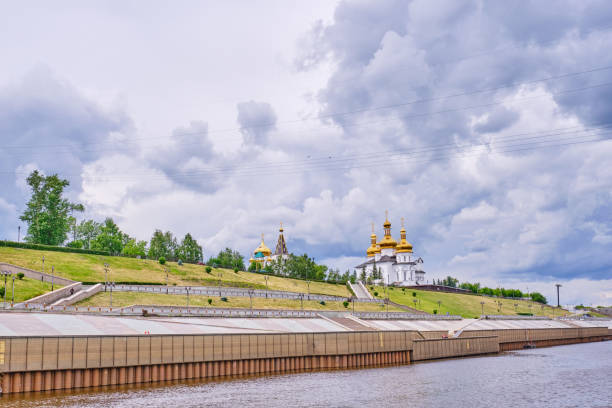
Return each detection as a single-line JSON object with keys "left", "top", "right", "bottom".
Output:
{"left": 208, "top": 248, "right": 245, "bottom": 270}
{"left": 91, "top": 218, "right": 128, "bottom": 255}
{"left": 19, "top": 170, "right": 84, "bottom": 245}
{"left": 148, "top": 230, "right": 178, "bottom": 260}
{"left": 530, "top": 292, "right": 547, "bottom": 304}
{"left": 121, "top": 239, "right": 147, "bottom": 257}
{"left": 441, "top": 276, "right": 459, "bottom": 288}
{"left": 75, "top": 219, "right": 102, "bottom": 249}
{"left": 284, "top": 254, "right": 327, "bottom": 280}
{"left": 176, "top": 233, "right": 203, "bottom": 263}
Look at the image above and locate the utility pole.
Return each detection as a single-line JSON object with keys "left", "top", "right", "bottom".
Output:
{"left": 555, "top": 283, "right": 562, "bottom": 308}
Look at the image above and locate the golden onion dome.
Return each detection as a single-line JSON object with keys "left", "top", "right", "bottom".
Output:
{"left": 366, "top": 233, "right": 378, "bottom": 257}
{"left": 254, "top": 234, "right": 272, "bottom": 257}
{"left": 378, "top": 212, "right": 397, "bottom": 249}
{"left": 396, "top": 227, "right": 413, "bottom": 253}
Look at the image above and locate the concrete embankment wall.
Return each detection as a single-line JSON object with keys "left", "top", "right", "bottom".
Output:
{"left": 412, "top": 336, "right": 499, "bottom": 361}
{"left": 0, "top": 331, "right": 414, "bottom": 394}
{"left": 460, "top": 327, "right": 609, "bottom": 350}
{"left": 0, "top": 326, "right": 608, "bottom": 395}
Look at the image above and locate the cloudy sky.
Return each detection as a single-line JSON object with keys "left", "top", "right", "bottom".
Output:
{"left": 1, "top": 0, "right": 611, "bottom": 307}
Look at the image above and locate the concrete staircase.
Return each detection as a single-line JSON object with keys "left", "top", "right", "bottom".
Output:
{"left": 51, "top": 284, "right": 103, "bottom": 306}
{"left": 349, "top": 281, "right": 373, "bottom": 299}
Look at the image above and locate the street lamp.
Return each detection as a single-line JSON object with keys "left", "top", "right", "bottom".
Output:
{"left": 104, "top": 263, "right": 110, "bottom": 292}
{"left": 51, "top": 266, "right": 55, "bottom": 291}
{"left": 109, "top": 282, "right": 115, "bottom": 307}
{"left": 42, "top": 256, "right": 45, "bottom": 275}
{"left": 306, "top": 281, "right": 310, "bottom": 300}
{"left": 437, "top": 300, "right": 442, "bottom": 312}
{"left": 248, "top": 289, "right": 254, "bottom": 310}
{"left": 1, "top": 270, "right": 10, "bottom": 308}
{"left": 480, "top": 301, "right": 485, "bottom": 316}
{"left": 11, "top": 274, "right": 15, "bottom": 304}
{"left": 186, "top": 287, "right": 191, "bottom": 310}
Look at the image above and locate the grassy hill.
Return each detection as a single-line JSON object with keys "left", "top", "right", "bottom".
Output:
{"left": 370, "top": 285, "right": 569, "bottom": 318}
{"left": 0, "top": 276, "right": 58, "bottom": 304}
{"left": 77, "top": 292, "right": 404, "bottom": 312}
{"left": 0, "top": 247, "right": 350, "bottom": 297}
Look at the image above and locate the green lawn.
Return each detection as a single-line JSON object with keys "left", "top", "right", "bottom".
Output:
{"left": 76, "top": 292, "right": 404, "bottom": 312}
{"left": 369, "top": 286, "right": 569, "bottom": 318}
{"left": 0, "top": 276, "right": 59, "bottom": 303}
{"left": 0, "top": 247, "right": 350, "bottom": 297}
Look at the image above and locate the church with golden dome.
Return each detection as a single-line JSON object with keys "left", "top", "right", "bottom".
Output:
{"left": 249, "top": 223, "right": 290, "bottom": 267}
{"left": 355, "top": 212, "right": 425, "bottom": 285}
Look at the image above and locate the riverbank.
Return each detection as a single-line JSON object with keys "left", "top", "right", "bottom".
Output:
{"left": 1, "top": 312, "right": 610, "bottom": 395}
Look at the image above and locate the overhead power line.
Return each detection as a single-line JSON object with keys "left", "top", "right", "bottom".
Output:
{"left": 2, "top": 65, "right": 612, "bottom": 152}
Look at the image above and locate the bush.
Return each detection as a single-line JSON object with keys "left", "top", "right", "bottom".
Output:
{"left": 0, "top": 240, "right": 109, "bottom": 256}
{"left": 0, "top": 287, "right": 4, "bottom": 298}
{"left": 234, "top": 267, "right": 239, "bottom": 273}
{"left": 205, "top": 266, "right": 212, "bottom": 274}
{"left": 343, "top": 301, "right": 349, "bottom": 308}
{"left": 319, "top": 301, "right": 326, "bottom": 306}
{"left": 207, "top": 298, "right": 212, "bottom": 305}
{"left": 373, "top": 291, "right": 379, "bottom": 297}
{"left": 158, "top": 257, "right": 166, "bottom": 265}
{"left": 177, "top": 259, "right": 183, "bottom": 266}
{"left": 433, "top": 309, "right": 438, "bottom": 314}
{"left": 402, "top": 288, "right": 405, "bottom": 292}
{"left": 412, "top": 292, "right": 417, "bottom": 297}
{"left": 389, "top": 287, "right": 393, "bottom": 290}
{"left": 220, "top": 297, "right": 228, "bottom": 302}
{"left": 17, "top": 272, "right": 24, "bottom": 280}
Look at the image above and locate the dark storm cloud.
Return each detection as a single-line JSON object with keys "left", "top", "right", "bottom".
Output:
{"left": 0, "top": 67, "right": 130, "bottom": 239}
{"left": 295, "top": 0, "right": 612, "bottom": 281}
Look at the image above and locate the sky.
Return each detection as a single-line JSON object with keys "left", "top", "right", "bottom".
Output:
{"left": 1, "top": 0, "right": 611, "bottom": 307}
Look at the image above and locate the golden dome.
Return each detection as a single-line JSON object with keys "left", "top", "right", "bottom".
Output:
{"left": 254, "top": 234, "right": 272, "bottom": 257}
{"left": 396, "top": 228, "right": 413, "bottom": 253}
{"left": 378, "top": 211, "right": 397, "bottom": 249}
{"left": 366, "top": 233, "right": 378, "bottom": 257}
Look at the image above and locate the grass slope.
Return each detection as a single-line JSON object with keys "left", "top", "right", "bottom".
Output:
{"left": 370, "top": 286, "right": 569, "bottom": 318}
{"left": 0, "top": 277, "right": 59, "bottom": 304}
{"left": 77, "top": 292, "right": 404, "bottom": 312}
{"left": 0, "top": 247, "right": 350, "bottom": 297}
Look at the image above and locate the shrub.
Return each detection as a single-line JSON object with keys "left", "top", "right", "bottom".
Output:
{"left": 158, "top": 257, "right": 166, "bottom": 265}
{"left": 402, "top": 288, "right": 405, "bottom": 292}
{"left": 0, "top": 240, "right": 110, "bottom": 256}
{"left": 221, "top": 297, "right": 228, "bottom": 302}
{"left": 234, "top": 267, "right": 239, "bottom": 273}
{"left": 373, "top": 291, "right": 379, "bottom": 297}
{"left": 177, "top": 259, "right": 183, "bottom": 266}
{"left": 343, "top": 301, "right": 349, "bottom": 308}
{"left": 205, "top": 266, "right": 212, "bottom": 273}
{"left": 0, "top": 287, "right": 4, "bottom": 297}
{"left": 319, "top": 301, "right": 326, "bottom": 306}
{"left": 433, "top": 309, "right": 438, "bottom": 314}
{"left": 17, "top": 272, "right": 25, "bottom": 280}
{"left": 389, "top": 287, "right": 393, "bottom": 290}
{"left": 412, "top": 292, "right": 417, "bottom": 297}
{"left": 207, "top": 298, "right": 212, "bottom": 305}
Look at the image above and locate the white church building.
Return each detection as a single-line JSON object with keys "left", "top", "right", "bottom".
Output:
{"left": 354, "top": 213, "right": 425, "bottom": 285}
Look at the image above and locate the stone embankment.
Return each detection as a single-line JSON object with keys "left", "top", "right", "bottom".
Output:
{"left": 0, "top": 313, "right": 609, "bottom": 395}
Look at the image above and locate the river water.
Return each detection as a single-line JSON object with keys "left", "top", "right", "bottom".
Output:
{"left": 2, "top": 341, "right": 611, "bottom": 408}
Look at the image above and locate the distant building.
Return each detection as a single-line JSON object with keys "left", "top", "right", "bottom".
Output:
{"left": 354, "top": 212, "right": 425, "bottom": 285}
{"left": 249, "top": 223, "right": 289, "bottom": 267}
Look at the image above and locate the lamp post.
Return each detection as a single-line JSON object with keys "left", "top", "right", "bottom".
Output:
{"left": 12, "top": 274, "right": 15, "bottom": 304}
{"left": 109, "top": 282, "right": 115, "bottom": 308}
{"left": 413, "top": 298, "right": 418, "bottom": 309}
{"left": 306, "top": 281, "right": 310, "bottom": 300}
{"left": 42, "top": 256, "right": 45, "bottom": 276}
{"left": 17, "top": 226, "right": 20, "bottom": 243}
{"left": 480, "top": 301, "right": 485, "bottom": 316}
{"left": 103, "top": 263, "right": 109, "bottom": 292}
{"left": 249, "top": 289, "right": 254, "bottom": 310}
{"left": 1, "top": 270, "right": 10, "bottom": 308}
{"left": 555, "top": 283, "right": 562, "bottom": 308}
{"left": 51, "top": 266, "right": 55, "bottom": 291}
{"left": 186, "top": 287, "right": 190, "bottom": 310}
{"left": 437, "top": 300, "right": 442, "bottom": 313}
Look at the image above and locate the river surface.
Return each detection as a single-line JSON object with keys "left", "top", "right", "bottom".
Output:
{"left": 2, "top": 341, "right": 611, "bottom": 408}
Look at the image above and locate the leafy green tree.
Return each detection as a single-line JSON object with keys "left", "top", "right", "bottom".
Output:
{"left": 208, "top": 248, "right": 244, "bottom": 270}
{"left": 176, "top": 233, "right": 203, "bottom": 263}
{"left": 90, "top": 218, "right": 128, "bottom": 255}
{"left": 75, "top": 219, "right": 102, "bottom": 249}
{"left": 530, "top": 292, "right": 547, "bottom": 304}
{"left": 148, "top": 230, "right": 178, "bottom": 260}
{"left": 121, "top": 239, "right": 147, "bottom": 257}
{"left": 284, "top": 253, "right": 327, "bottom": 280}
{"left": 19, "top": 170, "right": 84, "bottom": 245}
